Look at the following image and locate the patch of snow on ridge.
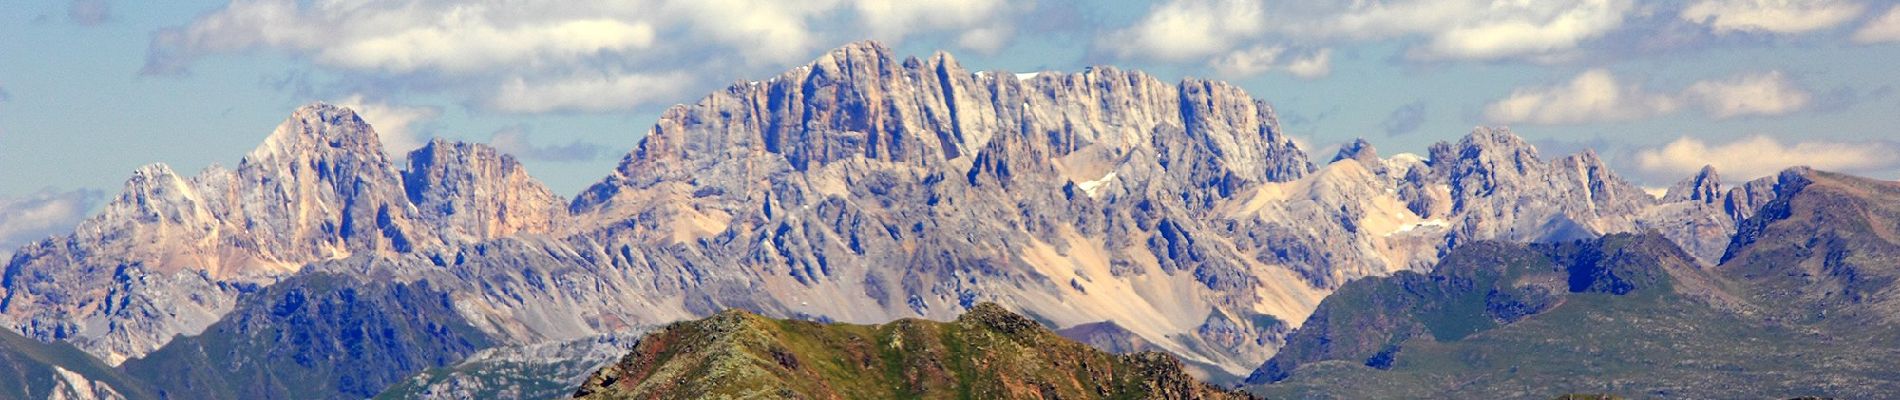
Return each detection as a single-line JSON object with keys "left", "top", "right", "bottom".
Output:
{"left": 1077, "top": 172, "right": 1117, "bottom": 197}
{"left": 1388, "top": 219, "right": 1448, "bottom": 236}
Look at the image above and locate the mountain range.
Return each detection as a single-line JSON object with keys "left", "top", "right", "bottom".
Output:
{"left": 0, "top": 40, "right": 1888, "bottom": 398}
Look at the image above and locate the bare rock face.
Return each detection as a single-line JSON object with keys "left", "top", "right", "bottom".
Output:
{"left": 1640, "top": 166, "right": 1735, "bottom": 264}
{"left": 0, "top": 105, "right": 563, "bottom": 364}
{"left": 1663, "top": 165, "right": 1723, "bottom": 204}
{"left": 1421, "top": 128, "right": 1657, "bottom": 246}
{"left": 404, "top": 139, "right": 568, "bottom": 243}
{"left": 555, "top": 41, "right": 1328, "bottom": 375}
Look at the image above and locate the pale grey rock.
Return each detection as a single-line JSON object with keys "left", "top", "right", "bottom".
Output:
{"left": 1664, "top": 165, "right": 1723, "bottom": 204}
{"left": 47, "top": 365, "right": 126, "bottom": 400}
{"left": 1, "top": 105, "right": 562, "bottom": 364}
{"left": 1329, "top": 138, "right": 1384, "bottom": 175}
{"left": 1641, "top": 166, "right": 1735, "bottom": 264}
{"left": 403, "top": 139, "right": 568, "bottom": 243}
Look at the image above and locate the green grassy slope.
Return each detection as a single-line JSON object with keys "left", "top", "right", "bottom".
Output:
{"left": 574, "top": 302, "right": 1255, "bottom": 399}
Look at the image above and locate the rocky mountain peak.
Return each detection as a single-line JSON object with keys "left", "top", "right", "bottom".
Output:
{"left": 1664, "top": 165, "right": 1723, "bottom": 203}
{"left": 1455, "top": 127, "right": 1541, "bottom": 172}
{"left": 245, "top": 103, "right": 386, "bottom": 166}
{"left": 1331, "top": 138, "right": 1378, "bottom": 165}
{"left": 1722, "top": 166, "right": 1815, "bottom": 221}
{"left": 403, "top": 139, "right": 566, "bottom": 241}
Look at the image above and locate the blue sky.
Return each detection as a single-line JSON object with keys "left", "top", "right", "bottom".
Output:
{"left": 3, "top": 0, "right": 1900, "bottom": 254}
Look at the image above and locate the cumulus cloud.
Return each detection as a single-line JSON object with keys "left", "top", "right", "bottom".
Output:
{"left": 1485, "top": 69, "right": 1679, "bottom": 125}
{"left": 332, "top": 95, "right": 442, "bottom": 156}
{"left": 68, "top": 0, "right": 109, "bottom": 26}
{"left": 1680, "top": 0, "right": 1864, "bottom": 34}
{"left": 1104, "top": 0, "right": 1268, "bottom": 62}
{"left": 145, "top": 0, "right": 1014, "bottom": 114}
{"left": 1681, "top": 70, "right": 1812, "bottom": 118}
{"left": 488, "top": 126, "right": 607, "bottom": 162}
{"left": 1274, "top": 0, "right": 1634, "bottom": 60}
{"left": 1207, "top": 46, "right": 1330, "bottom": 79}
{"left": 1636, "top": 135, "right": 1900, "bottom": 181}
{"left": 1209, "top": 45, "right": 1283, "bottom": 77}
{"left": 319, "top": 19, "right": 656, "bottom": 74}
{"left": 1486, "top": 69, "right": 1813, "bottom": 124}
{"left": 0, "top": 189, "right": 105, "bottom": 260}
{"left": 1284, "top": 49, "right": 1332, "bottom": 79}
{"left": 1854, "top": 5, "right": 1900, "bottom": 43}
{"left": 1104, "top": 0, "right": 1633, "bottom": 70}
{"left": 489, "top": 71, "right": 693, "bottom": 114}
{"left": 856, "top": 0, "right": 1015, "bottom": 51}
{"left": 669, "top": 0, "right": 844, "bottom": 65}
{"left": 146, "top": 2, "right": 660, "bottom": 75}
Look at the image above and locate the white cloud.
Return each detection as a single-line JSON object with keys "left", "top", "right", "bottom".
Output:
{"left": 667, "top": 0, "right": 844, "bottom": 65}
{"left": 488, "top": 126, "right": 607, "bottom": 162}
{"left": 1853, "top": 5, "right": 1900, "bottom": 43}
{"left": 954, "top": 25, "right": 1015, "bottom": 53}
{"left": 150, "top": 0, "right": 1032, "bottom": 114}
{"left": 1209, "top": 45, "right": 1283, "bottom": 77}
{"left": 1637, "top": 135, "right": 1900, "bottom": 180}
{"left": 490, "top": 71, "right": 694, "bottom": 114}
{"left": 1681, "top": 70, "right": 1811, "bottom": 118}
{"left": 1207, "top": 46, "right": 1331, "bottom": 79}
{"left": 1413, "top": 0, "right": 1632, "bottom": 59}
{"left": 332, "top": 95, "right": 442, "bottom": 156}
{"left": 148, "top": 1, "right": 661, "bottom": 75}
{"left": 0, "top": 189, "right": 104, "bottom": 260}
{"left": 317, "top": 18, "right": 656, "bottom": 74}
{"left": 1680, "top": 0, "right": 1865, "bottom": 34}
{"left": 856, "top": 0, "right": 1013, "bottom": 51}
{"left": 1486, "top": 69, "right": 1814, "bottom": 124}
{"left": 1485, "top": 69, "right": 1679, "bottom": 124}
{"left": 1274, "top": 0, "right": 1634, "bottom": 60}
{"left": 1104, "top": 0, "right": 1633, "bottom": 67}
{"left": 1104, "top": 0, "right": 1268, "bottom": 62}
{"left": 1284, "top": 49, "right": 1332, "bottom": 79}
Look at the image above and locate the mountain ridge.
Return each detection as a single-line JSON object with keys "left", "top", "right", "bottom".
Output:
{"left": 0, "top": 40, "right": 1865, "bottom": 396}
{"left": 1246, "top": 168, "right": 1900, "bottom": 398}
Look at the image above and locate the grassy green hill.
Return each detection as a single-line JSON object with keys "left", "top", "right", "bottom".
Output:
{"left": 574, "top": 302, "right": 1255, "bottom": 399}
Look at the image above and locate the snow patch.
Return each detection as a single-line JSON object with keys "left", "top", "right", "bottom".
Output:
{"left": 1076, "top": 172, "right": 1117, "bottom": 197}
{"left": 1387, "top": 219, "right": 1448, "bottom": 236}
{"left": 1015, "top": 72, "right": 1042, "bottom": 81}
{"left": 1642, "top": 187, "right": 1667, "bottom": 200}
